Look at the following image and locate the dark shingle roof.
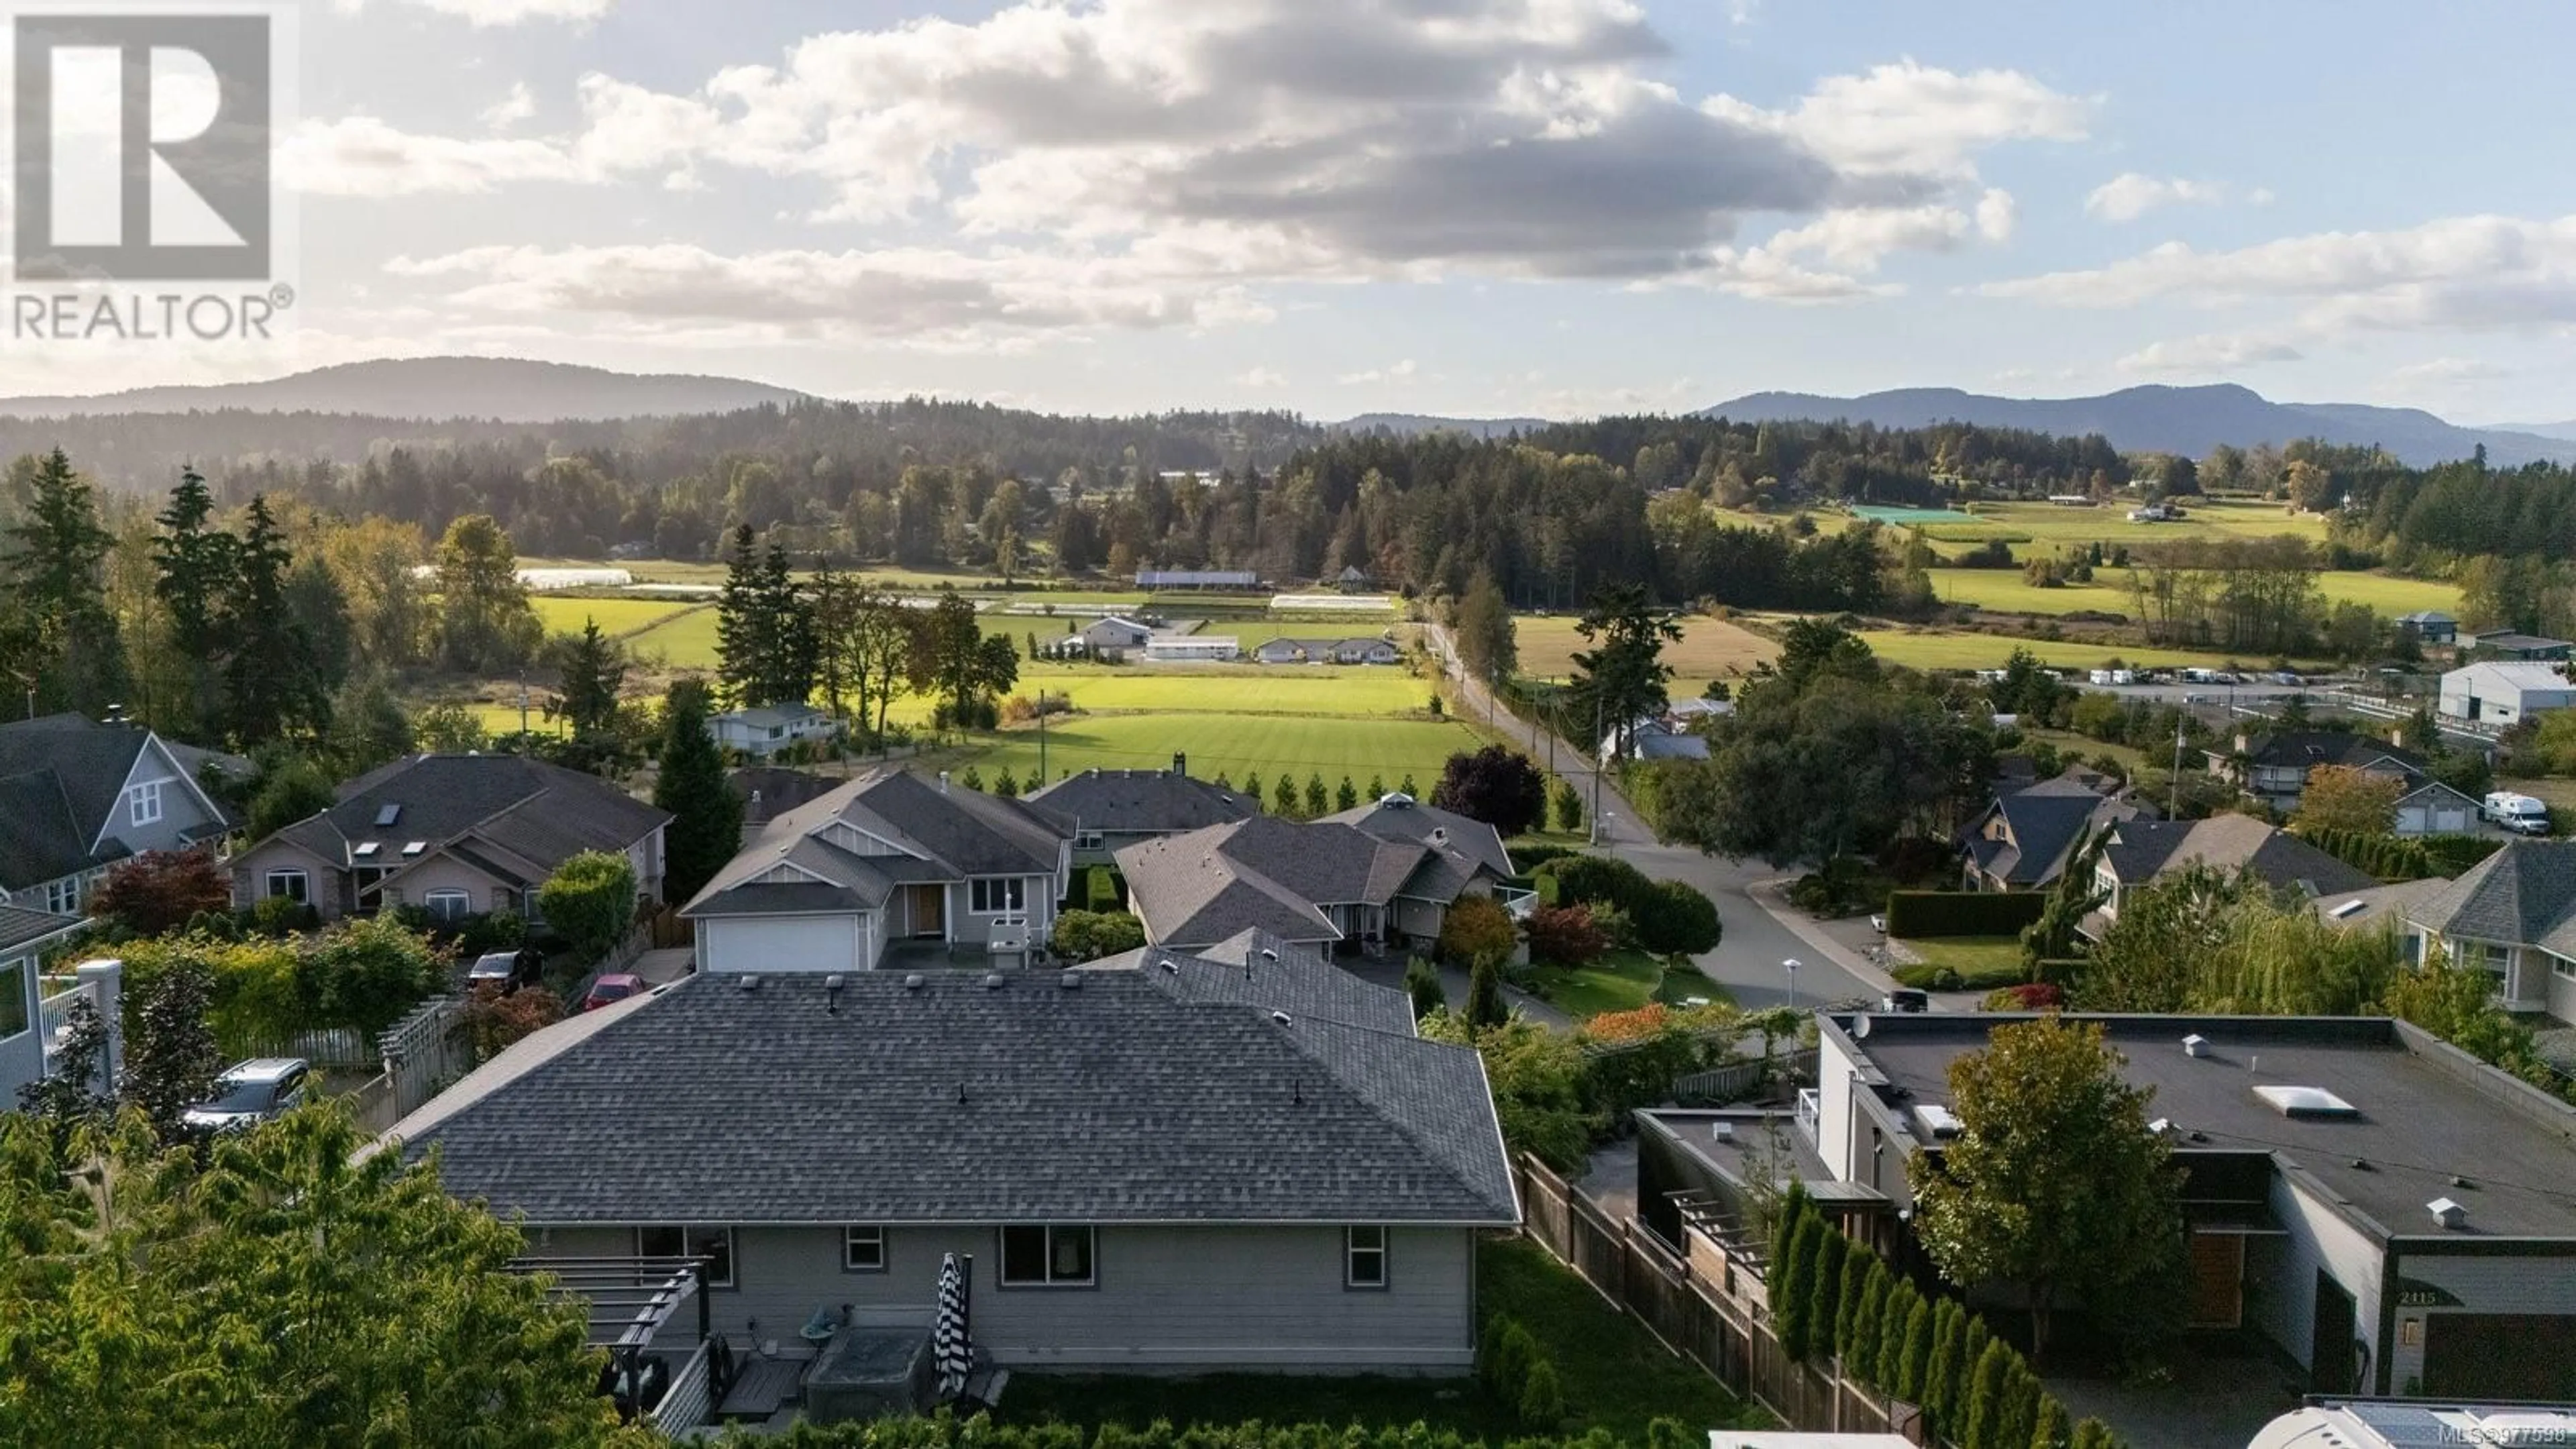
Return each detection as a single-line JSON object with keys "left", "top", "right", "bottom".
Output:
{"left": 1114, "top": 816, "right": 1445, "bottom": 947}
{"left": 268, "top": 754, "right": 668, "bottom": 869}
{"left": 0, "top": 904, "right": 85, "bottom": 955}
{"left": 1320, "top": 796, "right": 1513, "bottom": 883}
{"left": 1025, "top": 769, "right": 1256, "bottom": 836}
{"left": 2103, "top": 815, "right": 2375, "bottom": 898}
{"left": 2236, "top": 731, "right": 2425, "bottom": 777}
{"left": 395, "top": 967, "right": 1515, "bottom": 1227}
{"left": 686, "top": 768, "right": 1067, "bottom": 918}
{"left": 0, "top": 714, "right": 162, "bottom": 890}
{"left": 1150, "top": 929, "right": 1417, "bottom": 1035}
{"left": 1974, "top": 773, "right": 2137, "bottom": 888}
{"left": 2410, "top": 840, "right": 2576, "bottom": 958}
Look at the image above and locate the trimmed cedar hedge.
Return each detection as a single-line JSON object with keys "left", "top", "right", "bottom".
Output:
{"left": 2293, "top": 826, "right": 2502, "bottom": 883}
{"left": 1085, "top": 866, "right": 1124, "bottom": 912}
{"left": 1882, "top": 890, "right": 2048, "bottom": 939}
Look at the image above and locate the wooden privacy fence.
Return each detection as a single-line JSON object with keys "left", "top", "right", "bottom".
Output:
{"left": 1674, "top": 1047, "right": 1817, "bottom": 1104}
{"left": 1515, "top": 1155, "right": 1926, "bottom": 1444}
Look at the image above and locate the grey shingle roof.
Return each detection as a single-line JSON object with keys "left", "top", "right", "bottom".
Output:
{"left": 2235, "top": 731, "right": 2425, "bottom": 777}
{"left": 1321, "top": 796, "right": 1514, "bottom": 883}
{"left": 1025, "top": 769, "right": 1256, "bottom": 836}
{"left": 686, "top": 768, "right": 1068, "bottom": 918}
{"left": 395, "top": 965, "right": 1515, "bottom": 1227}
{"left": 1151, "top": 929, "right": 1417, "bottom": 1035}
{"left": 1973, "top": 773, "right": 2137, "bottom": 888}
{"left": 0, "top": 714, "right": 160, "bottom": 890}
{"left": 2409, "top": 840, "right": 2576, "bottom": 958}
{"left": 0, "top": 903, "right": 85, "bottom": 955}
{"left": 266, "top": 754, "right": 669, "bottom": 869}
{"left": 2103, "top": 815, "right": 2374, "bottom": 898}
{"left": 1114, "top": 815, "right": 1448, "bottom": 947}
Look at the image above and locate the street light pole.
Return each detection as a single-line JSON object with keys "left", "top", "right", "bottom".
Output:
{"left": 1782, "top": 957, "right": 1801, "bottom": 1014}
{"left": 1587, "top": 694, "right": 1603, "bottom": 847}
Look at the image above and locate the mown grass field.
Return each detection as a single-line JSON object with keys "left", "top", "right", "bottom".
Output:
{"left": 1018, "top": 670, "right": 1430, "bottom": 716}
{"left": 951, "top": 712, "right": 1485, "bottom": 790}
{"left": 529, "top": 596, "right": 699, "bottom": 638}
{"left": 1926, "top": 567, "right": 2463, "bottom": 618}
{"left": 1904, "top": 496, "right": 2328, "bottom": 545}
{"left": 1514, "top": 614, "right": 1778, "bottom": 682}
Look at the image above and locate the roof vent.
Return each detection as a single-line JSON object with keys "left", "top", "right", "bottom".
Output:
{"left": 1157, "top": 957, "right": 1179, "bottom": 973}
{"left": 1059, "top": 970, "right": 1082, "bottom": 990}
{"left": 2428, "top": 1197, "right": 2467, "bottom": 1230}
{"left": 981, "top": 972, "right": 1006, "bottom": 989}
{"left": 1271, "top": 1010, "right": 1292, "bottom": 1026}
{"left": 2451, "top": 1175, "right": 2473, "bottom": 1190}
{"left": 1912, "top": 1104, "right": 1963, "bottom": 1139}
{"left": 2329, "top": 899, "right": 2366, "bottom": 920}
{"left": 739, "top": 974, "right": 759, "bottom": 991}
{"left": 824, "top": 973, "right": 844, "bottom": 990}
{"left": 1258, "top": 947, "right": 1277, "bottom": 961}
{"left": 2182, "top": 1034, "right": 2210, "bottom": 1059}
{"left": 2148, "top": 1117, "right": 2171, "bottom": 1136}
{"left": 2253, "top": 1085, "right": 2359, "bottom": 1119}
{"left": 903, "top": 973, "right": 925, "bottom": 991}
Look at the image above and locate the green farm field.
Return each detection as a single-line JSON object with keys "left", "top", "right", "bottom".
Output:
{"left": 1853, "top": 627, "right": 2319, "bottom": 673}
{"left": 1016, "top": 670, "right": 1429, "bottom": 716}
{"left": 1514, "top": 614, "right": 1778, "bottom": 681}
{"left": 1903, "top": 496, "right": 2328, "bottom": 545}
{"left": 1926, "top": 568, "right": 2463, "bottom": 618}
{"left": 950, "top": 712, "right": 1487, "bottom": 789}
{"left": 529, "top": 596, "right": 699, "bottom": 638}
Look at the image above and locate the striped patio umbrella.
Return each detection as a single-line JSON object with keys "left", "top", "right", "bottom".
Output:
{"left": 933, "top": 1252, "right": 973, "bottom": 1401}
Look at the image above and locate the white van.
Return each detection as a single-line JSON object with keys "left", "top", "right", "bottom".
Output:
{"left": 2482, "top": 791, "right": 2552, "bottom": 836}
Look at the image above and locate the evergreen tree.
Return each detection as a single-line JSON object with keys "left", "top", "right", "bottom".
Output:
{"left": 1305, "top": 771, "right": 1329, "bottom": 817}
{"left": 556, "top": 616, "right": 627, "bottom": 740}
{"left": 1464, "top": 957, "right": 1506, "bottom": 1029}
{"left": 810, "top": 557, "right": 854, "bottom": 716}
{"left": 1242, "top": 771, "right": 1265, "bottom": 812}
{"left": 2030, "top": 1396, "right": 2072, "bottom": 1449}
{"left": 1367, "top": 772, "right": 1385, "bottom": 798}
{"left": 1, "top": 447, "right": 129, "bottom": 717}
{"left": 757, "top": 537, "right": 816, "bottom": 704}
{"left": 219, "top": 495, "right": 328, "bottom": 747}
{"left": 714, "top": 525, "right": 768, "bottom": 706}
{"left": 1833, "top": 1243, "right": 1874, "bottom": 1362}
{"left": 1767, "top": 1179, "right": 1812, "bottom": 1295}
{"left": 1963, "top": 1338, "right": 2011, "bottom": 1449}
{"left": 653, "top": 679, "right": 739, "bottom": 906}
{"left": 2069, "top": 1418, "right": 2119, "bottom": 1449}
{"left": 1847, "top": 1256, "right": 1891, "bottom": 1381}
{"left": 1273, "top": 773, "right": 1299, "bottom": 817}
{"left": 1336, "top": 775, "right": 1359, "bottom": 811}
{"left": 2002, "top": 1365, "right": 2045, "bottom": 1449}
{"left": 1924, "top": 1299, "right": 1968, "bottom": 1427}
{"left": 151, "top": 465, "right": 235, "bottom": 737}
{"left": 1892, "top": 1293, "right": 1933, "bottom": 1403}
{"left": 1399, "top": 771, "right": 1419, "bottom": 796}
{"left": 1776, "top": 1214, "right": 1827, "bottom": 1362}
{"left": 1808, "top": 1229, "right": 1848, "bottom": 1366}
{"left": 1882, "top": 1285, "right": 1926, "bottom": 1397}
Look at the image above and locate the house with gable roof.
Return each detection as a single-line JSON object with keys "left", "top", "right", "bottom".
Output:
{"left": 1116, "top": 809, "right": 1509, "bottom": 951}
{"left": 227, "top": 753, "right": 670, "bottom": 922}
{"left": 2404, "top": 838, "right": 2576, "bottom": 1020}
{"left": 0, "top": 712, "right": 233, "bottom": 918}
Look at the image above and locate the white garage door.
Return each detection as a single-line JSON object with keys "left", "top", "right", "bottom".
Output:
{"left": 703, "top": 916, "right": 863, "bottom": 973}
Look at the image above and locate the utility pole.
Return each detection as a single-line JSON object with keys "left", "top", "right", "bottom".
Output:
{"left": 517, "top": 679, "right": 530, "bottom": 745}
{"left": 2169, "top": 717, "right": 2185, "bottom": 817}
{"left": 1587, "top": 694, "right": 1603, "bottom": 847}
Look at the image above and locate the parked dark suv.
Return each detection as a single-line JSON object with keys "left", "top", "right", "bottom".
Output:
{"left": 468, "top": 948, "right": 545, "bottom": 994}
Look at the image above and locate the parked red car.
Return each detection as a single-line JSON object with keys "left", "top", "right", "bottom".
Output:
{"left": 582, "top": 973, "right": 645, "bottom": 1012}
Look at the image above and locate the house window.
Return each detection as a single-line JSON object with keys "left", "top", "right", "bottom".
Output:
{"left": 1075, "top": 831, "right": 1104, "bottom": 850}
{"left": 2464, "top": 940, "right": 2512, "bottom": 986}
{"left": 999, "top": 1225, "right": 1093, "bottom": 1287}
{"left": 423, "top": 889, "right": 474, "bottom": 924}
{"left": 125, "top": 780, "right": 165, "bottom": 827}
{"left": 264, "top": 869, "right": 309, "bottom": 904}
{"left": 2553, "top": 953, "right": 2576, "bottom": 981}
{"left": 843, "top": 1226, "right": 886, "bottom": 1273}
{"left": 43, "top": 878, "right": 79, "bottom": 916}
{"left": 1346, "top": 1226, "right": 1389, "bottom": 1289}
{"left": 970, "top": 878, "right": 1026, "bottom": 915}
{"left": 0, "top": 961, "right": 25, "bottom": 1040}
{"left": 637, "top": 1225, "right": 735, "bottom": 1289}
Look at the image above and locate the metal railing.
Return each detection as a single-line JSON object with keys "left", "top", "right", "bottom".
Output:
{"left": 650, "top": 1335, "right": 716, "bottom": 1433}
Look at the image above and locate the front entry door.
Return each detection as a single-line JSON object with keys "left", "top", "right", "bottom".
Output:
{"left": 907, "top": 883, "right": 945, "bottom": 938}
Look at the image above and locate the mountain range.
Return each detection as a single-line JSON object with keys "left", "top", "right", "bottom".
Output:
{"left": 0, "top": 361, "right": 2561, "bottom": 470}
{"left": 1694, "top": 384, "right": 2573, "bottom": 468}
{"left": 0, "top": 357, "right": 812, "bottom": 422}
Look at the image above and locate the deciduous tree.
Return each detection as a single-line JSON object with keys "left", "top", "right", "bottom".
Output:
{"left": 89, "top": 849, "right": 232, "bottom": 937}
{"left": 2294, "top": 763, "right": 2402, "bottom": 835}
{"left": 537, "top": 851, "right": 638, "bottom": 965}
{"left": 121, "top": 957, "right": 222, "bottom": 1143}
{"left": 1910, "top": 1018, "right": 2187, "bottom": 1365}
{"left": 1432, "top": 743, "right": 1548, "bottom": 837}
{"left": 435, "top": 513, "right": 542, "bottom": 674}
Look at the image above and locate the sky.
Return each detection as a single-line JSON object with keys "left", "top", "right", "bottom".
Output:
{"left": 25, "top": 0, "right": 2576, "bottom": 424}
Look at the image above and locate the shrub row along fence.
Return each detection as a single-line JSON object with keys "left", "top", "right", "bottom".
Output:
{"left": 1881, "top": 891, "right": 2047, "bottom": 940}
{"left": 1514, "top": 1155, "right": 1927, "bottom": 1444}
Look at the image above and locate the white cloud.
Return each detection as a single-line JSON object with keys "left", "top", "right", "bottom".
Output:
{"left": 305, "top": 4, "right": 2083, "bottom": 335}
{"left": 1975, "top": 187, "right": 2017, "bottom": 242}
{"left": 482, "top": 82, "right": 537, "bottom": 129}
{"left": 2116, "top": 333, "right": 2303, "bottom": 374}
{"left": 1988, "top": 213, "right": 2576, "bottom": 337}
{"left": 1337, "top": 358, "right": 1419, "bottom": 384}
{"left": 2083, "top": 172, "right": 2232, "bottom": 223}
{"left": 1233, "top": 366, "right": 1287, "bottom": 388}
{"left": 364, "top": 0, "right": 616, "bottom": 25}
{"left": 2389, "top": 356, "right": 2506, "bottom": 386}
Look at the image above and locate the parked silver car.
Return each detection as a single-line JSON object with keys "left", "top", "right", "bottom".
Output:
{"left": 181, "top": 1058, "right": 313, "bottom": 1133}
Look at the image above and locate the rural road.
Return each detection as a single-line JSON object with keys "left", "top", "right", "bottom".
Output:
{"left": 1426, "top": 626, "right": 1892, "bottom": 1013}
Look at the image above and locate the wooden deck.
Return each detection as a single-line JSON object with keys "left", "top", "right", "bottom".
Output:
{"left": 714, "top": 1355, "right": 805, "bottom": 1421}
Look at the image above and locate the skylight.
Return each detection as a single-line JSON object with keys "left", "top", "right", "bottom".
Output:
{"left": 2253, "top": 1085, "right": 2359, "bottom": 1119}
{"left": 354, "top": 843, "right": 378, "bottom": 858}
{"left": 376, "top": 804, "right": 402, "bottom": 827}
{"left": 401, "top": 841, "right": 426, "bottom": 857}
{"left": 2328, "top": 900, "right": 2366, "bottom": 919}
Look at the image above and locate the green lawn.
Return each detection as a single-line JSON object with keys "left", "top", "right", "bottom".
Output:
{"left": 1892, "top": 935, "right": 2029, "bottom": 990}
{"left": 1016, "top": 670, "right": 1430, "bottom": 718}
{"left": 1002, "top": 1238, "right": 1761, "bottom": 1439}
{"left": 949, "top": 712, "right": 1489, "bottom": 791}
{"left": 1850, "top": 627, "right": 2321, "bottom": 674}
{"left": 1530, "top": 950, "right": 1731, "bottom": 1018}
{"left": 529, "top": 595, "right": 699, "bottom": 639}
{"left": 1926, "top": 567, "right": 2462, "bottom": 619}
{"left": 1902, "top": 496, "right": 2327, "bottom": 546}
